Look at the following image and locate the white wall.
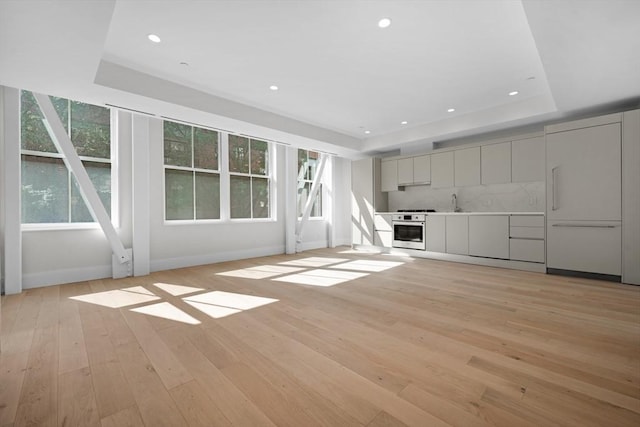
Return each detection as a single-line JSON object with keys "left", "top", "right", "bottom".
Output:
{"left": 1, "top": 97, "right": 353, "bottom": 290}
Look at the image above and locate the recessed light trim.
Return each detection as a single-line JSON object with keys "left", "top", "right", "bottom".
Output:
{"left": 509, "top": 91, "right": 519, "bottom": 96}
{"left": 269, "top": 85, "right": 279, "bottom": 91}
{"left": 447, "top": 108, "right": 455, "bottom": 113}
{"left": 147, "top": 34, "right": 161, "bottom": 43}
{"left": 378, "top": 18, "right": 391, "bottom": 28}
{"left": 401, "top": 121, "right": 408, "bottom": 125}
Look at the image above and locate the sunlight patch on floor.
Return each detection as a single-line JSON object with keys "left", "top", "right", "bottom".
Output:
{"left": 278, "top": 257, "right": 350, "bottom": 268}
{"left": 131, "top": 302, "right": 201, "bottom": 325}
{"left": 216, "top": 265, "right": 304, "bottom": 279}
{"left": 329, "top": 259, "right": 404, "bottom": 272}
{"left": 272, "top": 269, "right": 368, "bottom": 287}
{"left": 152, "top": 282, "right": 204, "bottom": 296}
{"left": 183, "top": 300, "right": 241, "bottom": 319}
{"left": 182, "top": 291, "right": 279, "bottom": 319}
{"left": 70, "top": 287, "right": 160, "bottom": 308}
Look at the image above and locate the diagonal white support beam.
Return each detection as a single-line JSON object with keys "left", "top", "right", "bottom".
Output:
{"left": 34, "top": 93, "right": 132, "bottom": 268}
{"left": 295, "top": 153, "right": 328, "bottom": 244}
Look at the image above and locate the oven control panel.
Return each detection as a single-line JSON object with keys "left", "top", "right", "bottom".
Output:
{"left": 392, "top": 214, "right": 426, "bottom": 222}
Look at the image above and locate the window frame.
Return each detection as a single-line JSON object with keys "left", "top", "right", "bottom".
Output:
{"left": 163, "top": 120, "right": 222, "bottom": 223}
{"left": 297, "top": 149, "right": 324, "bottom": 220}
{"left": 228, "top": 135, "right": 274, "bottom": 221}
{"left": 20, "top": 92, "right": 117, "bottom": 230}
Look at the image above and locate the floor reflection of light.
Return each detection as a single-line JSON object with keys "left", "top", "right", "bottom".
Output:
{"left": 131, "top": 302, "right": 200, "bottom": 325}
{"left": 329, "top": 260, "right": 404, "bottom": 272}
{"left": 272, "top": 269, "right": 368, "bottom": 287}
{"left": 70, "top": 287, "right": 160, "bottom": 308}
{"left": 152, "top": 282, "right": 204, "bottom": 296}
{"left": 278, "top": 257, "right": 350, "bottom": 268}
{"left": 216, "top": 265, "right": 304, "bottom": 279}
{"left": 182, "top": 291, "right": 279, "bottom": 319}
{"left": 338, "top": 248, "right": 382, "bottom": 255}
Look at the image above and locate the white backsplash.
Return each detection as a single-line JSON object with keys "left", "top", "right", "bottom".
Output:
{"left": 388, "top": 181, "right": 545, "bottom": 212}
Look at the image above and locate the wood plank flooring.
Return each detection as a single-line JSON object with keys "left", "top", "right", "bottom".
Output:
{"left": 1, "top": 247, "right": 639, "bottom": 426}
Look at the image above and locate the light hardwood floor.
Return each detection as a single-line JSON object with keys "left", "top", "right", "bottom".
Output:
{"left": 1, "top": 247, "right": 639, "bottom": 426}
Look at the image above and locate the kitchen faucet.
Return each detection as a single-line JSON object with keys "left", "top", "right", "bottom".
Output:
{"left": 451, "top": 193, "right": 460, "bottom": 212}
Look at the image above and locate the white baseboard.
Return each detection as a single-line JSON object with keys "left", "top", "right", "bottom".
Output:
{"left": 150, "top": 245, "right": 285, "bottom": 272}
{"left": 23, "top": 265, "right": 112, "bottom": 289}
{"left": 332, "top": 238, "right": 352, "bottom": 247}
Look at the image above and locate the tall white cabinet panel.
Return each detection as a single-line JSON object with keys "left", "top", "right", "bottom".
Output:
{"left": 454, "top": 147, "right": 481, "bottom": 187}
{"left": 431, "top": 151, "right": 454, "bottom": 188}
{"left": 413, "top": 155, "right": 431, "bottom": 184}
{"left": 446, "top": 215, "right": 469, "bottom": 255}
{"left": 512, "top": 136, "right": 545, "bottom": 183}
{"left": 380, "top": 160, "right": 398, "bottom": 192}
{"left": 546, "top": 123, "right": 621, "bottom": 221}
{"left": 481, "top": 142, "right": 511, "bottom": 185}
{"left": 352, "top": 158, "right": 387, "bottom": 246}
{"left": 397, "top": 158, "right": 414, "bottom": 185}
{"left": 426, "top": 215, "right": 446, "bottom": 252}
{"left": 469, "top": 215, "right": 509, "bottom": 259}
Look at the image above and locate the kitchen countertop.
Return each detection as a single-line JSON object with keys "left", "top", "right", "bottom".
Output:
{"left": 376, "top": 211, "right": 544, "bottom": 215}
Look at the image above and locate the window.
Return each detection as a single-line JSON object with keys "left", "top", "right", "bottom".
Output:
{"left": 228, "top": 135, "right": 270, "bottom": 219}
{"left": 297, "top": 149, "right": 322, "bottom": 218}
{"left": 164, "top": 121, "right": 220, "bottom": 220}
{"left": 20, "top": 90, "right": 112, "bottom": 224}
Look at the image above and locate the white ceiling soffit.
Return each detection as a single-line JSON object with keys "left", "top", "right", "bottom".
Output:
{"left": 1, "top": 1, "right": 639, "bottom": 157}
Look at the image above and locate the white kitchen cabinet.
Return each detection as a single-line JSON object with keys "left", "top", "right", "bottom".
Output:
{"left": 512, "top": 136, "right": 544, "bottom": 183}
{"left": 413, "top": 155, "right": 431, "bottom": 184}
{"left": 397, "top": 158, "right": 414, "bottom": 185}
{"left": 426, "top": 215, "right": 446, "bottom": 252}
{"left": 481, "top": 142, "right": 511, "bottom": 185}
{"left": 509, "top": 215, "right": 545, "bottom": 263}
{"left": 546, "top": 123, "right": 621, "bottom": 221}
{"left": 352, "top": 158, "right": 387, "bottom": 246}
{"left": 380, "top": 160, "right": 398, "bottom": 192}
{"left": 374, "top": 231, "right": 393, "bottom": 248}
{"left": 510, "top": 239, "right": 545, "bottom": 263}
{"left": 547, "top": 220, "right": 621, "bottom": 275}
{"left": 454, "top": 147, "right": 481, "bottom": 187}
{"left": 469, "top": 215, "right": 509, "bottom": 259}
{"left": 374, "top": 214, "right": 392, "bottom": 231}
{"left": 446, "top": 215, "right": 468, "bottom": 255}
{"left": 431, "top": 151, "right": 454, "bottom": 188}
{"left": 373, "top": 214, "right": 393, "bottom": 248}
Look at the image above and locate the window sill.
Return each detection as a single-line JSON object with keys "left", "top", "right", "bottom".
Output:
{"left": 163, "top": 218, "right": 276, "bottom": 226}
{"left": 22, "top": 222, "right": 119, "bottom": 232}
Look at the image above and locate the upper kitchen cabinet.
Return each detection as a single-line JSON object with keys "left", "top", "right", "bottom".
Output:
{"left": 431, "top": 151, "right": 454, "bottom": 188}
{"left": 512, "top": 136, "right": 545, "bottom": 183}
{"left": 454, "top": 147, "right": 481, "bottom": 187}
{"left": 413, "top": 155, "right": 431, "bottom": 184}
{"left": 380, "top": 159, "right": 398, "bottom": 192}
{"left": 397, "top": 158, "right": 414, "bottom": 186}
{"left": 481, "top": 142, "right": 511, "bottom": 185}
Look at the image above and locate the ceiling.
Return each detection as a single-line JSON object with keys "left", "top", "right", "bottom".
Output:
{"left": 1, "top": 0, "right": 639, "bottom": 158}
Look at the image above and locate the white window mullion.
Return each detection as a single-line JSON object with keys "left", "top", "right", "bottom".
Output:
{"left": 220, "top": 132, "right": 230, "bottom": 221}
{"left": 191, "top": 129, "right": 196, "bottom": 220}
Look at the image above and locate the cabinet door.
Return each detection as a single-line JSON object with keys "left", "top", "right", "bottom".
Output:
{"left": 454, "top": 147, "right": 481, "bottom": 187}
{"left": 351, "top": 159, "right": 374, "bottom": 245}
{"left": 469, "top": 215, "right": 509, "bottom": 259}
{"left": 380, "top": 160, "right": 398, "bottom": 192}
{"left": 512, "top": 136, "right": 544, "bottom": 182}
{"left": 546, "top": 123, "right": 621, "bottom": 221}
{"left": 446, "top": 215, "right": 469, "bottom": 255}
{"left": 547, "top": 220, "right": 621, "bottom": 275}
{"left": 431, "top": 151, "right": 454, "bottom": 188}
{"left": 397, "top": 158, "right": 414, "bottom": 185}
{"left": 481, "top": 142, "right": 511, "bottom": 185}
{"left": 426, "top": 215, "right": 446, "bottom": 252}
{"left": 374, "top": 231, "right": 393, "bottom": 248}
{"left": 374, "top": 214, "right": 392, "bottom": 232}
{"left": 413, "top": 155, "right": 431, "bottom": 184}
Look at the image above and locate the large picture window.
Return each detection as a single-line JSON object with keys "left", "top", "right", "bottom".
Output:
{"left": 20, "top": 91, "right": 112, "bottom": 224}
{"left": 228, "top": 135, "right": 270, "bottom": 219}
{"left": 164, "top": 121, "right": 220, "bottom": 220}
{"left": 297, "top": 149, "right": 322, "bottom": 218}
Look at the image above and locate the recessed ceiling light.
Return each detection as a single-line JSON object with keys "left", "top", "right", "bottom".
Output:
{"left": 269, "top": 85, "right": 279, "bottom": 91}
{"left": 179, "top": 61, "right": 189, "bottom": 67}
{"left": 509, "top": 91, "right": 519, "bottom": 96}
{"left": 447, "top": 108, "right": 455, "bottom": 113}
{"left": 401, "top": 121, "right": 408, "bottom": 125}
{"left": 526, "top": 76, "right": 536, "bottom": 80}
{"left": 365, "top": 130, "right": 371, "bottom": 134}
{"left": 378, "top": 18, "right": 392, "bottom": 28}
{"left": 147, "top": 34, "right": 161, "bottom": 43}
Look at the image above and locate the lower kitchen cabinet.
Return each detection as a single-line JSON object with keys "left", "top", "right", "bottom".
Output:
{"left": 374, "top": 230, "right": 393, "bottom": 247}
{"left": 469, "top": 215, "right": 509, "bottom": 259}
{"left": 446, "top": 215, "right": 469, "bottom": 255}
{"left": 426, "top": 215, "right": 446, "bottom": 252}
{"left": 510, "top": 239, "right": 545, "bottom": 263}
